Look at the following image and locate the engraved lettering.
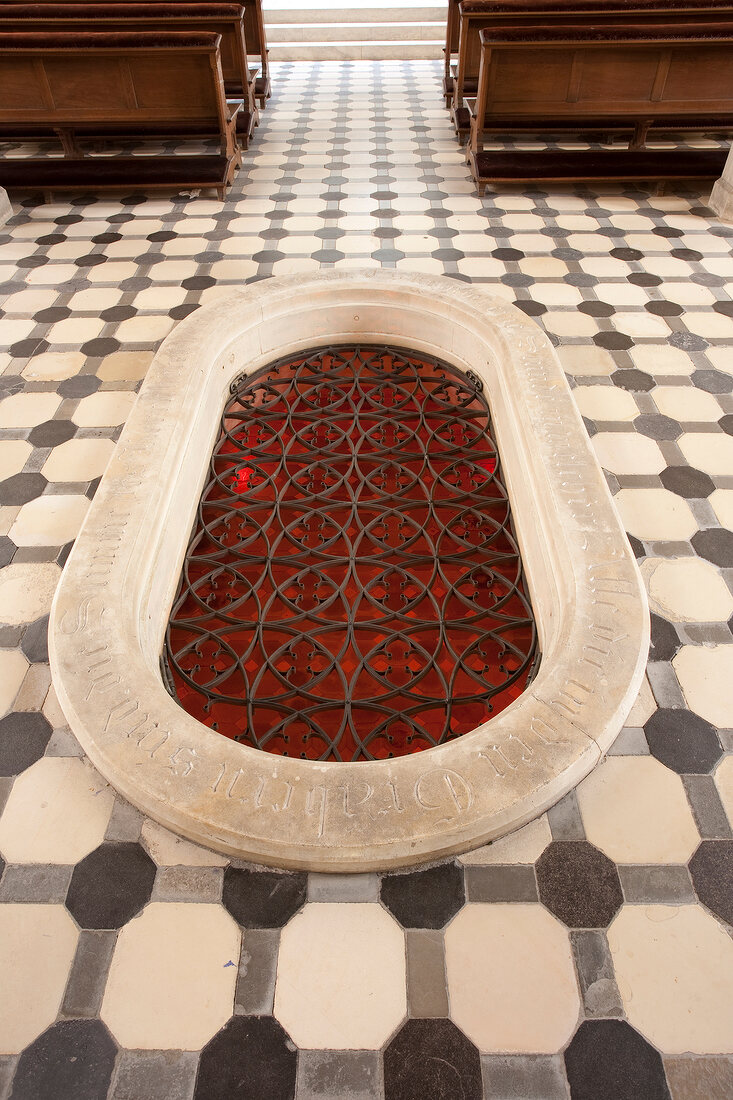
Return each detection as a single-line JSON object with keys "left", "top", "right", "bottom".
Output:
{"left": 306, "top": 785, "right": 327, "bottom": 838}
{"left": 414, "top": 769, "right": 473, "bottom": 821}
{"left": 168, "top": 746, "right": 196, "bottom": 778}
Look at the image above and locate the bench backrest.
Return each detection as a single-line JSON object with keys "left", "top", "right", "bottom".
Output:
{"left": 0, "top": 0, "right": 270, "bottom": 73}
{"left": 0, "top": 31, "right": 231, "bottom": 141}
{"left": 456, "top": 0, "right": 733, "bottom": 96}
{"left": 474, "top": 22, "right": 733, "bottom": 126}
{"left": 0, "top": 4, "right": 251, "bottom": 95}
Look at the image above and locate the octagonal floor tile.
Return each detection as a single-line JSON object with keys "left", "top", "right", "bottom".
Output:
{"left": 710, "top": 489, "right": 733, "bottom": 530}
{"left": 576, "top": 756, "right": 699, "bottom": 864}
{"left": 0, "top": 649, "right": 28, "bottom": 717}
{"left": 673, "top": 646, "right": 733, "bottom": 728}
{"left": 614, "top": 488, "right": 697, "bottom": 542}
{"left": 679, "top": 433, "right": 733, "bottom": 477}
{"left": 0, "top": 756, "right": 114, "bottom": 863}
{"left": 9, "top": 494, "right": 90, "bottom": 547}
{"left": 459, "top": 814, "right": 551, "bottom": 866}
{"left": 445, "top": 904, "right": 580, "bottom": 1053}
{"left": 73, "top": 391, "right": 136, "bottom": 428}
{"left": 715, "top": 756, "right": 733, "bottom": 829}
{"left": 564, "top": 1019, "right": 670, "bottom": 1100}
{"left": 608, "top": 904, "right": 733, "bottom": 1054}
{"left": 41, "top": 438, "right": 115, "bottom": 483}
{"left": 140, "top": 819, "right": 228, "bottom": 867}
{"left": 642, "top": 558, "right": 733, "bottom": 623}
{"left": 0, "top": 904, "right": 78, "bottom": 1054}
{"left": 592, "top": 433, "right": 665, "bottom": 477}
{"left": 384, "top": 1019, "right": 482, "bottom": 1100}
{"left": 274, "top": 902, "right": 406, "bottom": 1049}
{"left": 101, "top": 902, "right": 240, "bottom": 1050}
{"left": 573, "top": 386, "right": 639, "bottom": 422}
{"left": 0, "top": 439, "right": 32, "bottom": 481}
{"left": 0, "top": 393, "right": 62, "bottom": 429}
{"left": 0, "top": 563, "right": 61, "bottom": 626}
{"left": 11, "top": 1019, "right": 117, "bottom": 1100}
{"left": 653, "top": 386, "right": 723, "bottom": 422}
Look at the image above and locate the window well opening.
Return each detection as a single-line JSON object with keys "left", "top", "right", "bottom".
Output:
{"left": 163, "top": 344, "right": 539, "bottom": 761}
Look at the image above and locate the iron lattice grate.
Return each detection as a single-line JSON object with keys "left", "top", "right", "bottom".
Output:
{"left": 163, "top": 344, "right": 539, "bottom": 761}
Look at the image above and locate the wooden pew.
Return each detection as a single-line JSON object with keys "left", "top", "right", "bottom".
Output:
{"left": 241, "top": 0, "right": 270, "bottom": 107}
{"left": 0, "top": 31, "right": 242, "bottom": 198}
{"left": 0, "top": 3, "right": 259, "bottom": 145}
{"left": 467, "top": 21, "right": 733, "bottom": 192}
{"left": 2, "top": 0, "right": 273, "bottom": 107}
{"left": 452, "top": 0, "right": 733, "bottom": 139}
{"left": 443, "top": 0, "right": 462, "bottom": 106}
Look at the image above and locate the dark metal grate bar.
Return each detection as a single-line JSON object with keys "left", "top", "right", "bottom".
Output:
{"left": 163, "top": 344, "right": 539, "bottom": 761}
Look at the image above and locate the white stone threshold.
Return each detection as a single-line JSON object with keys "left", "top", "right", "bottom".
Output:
{"left": 0, "top": 188, "right": 13, "bottom": 230}
{"left": 50, "top": 271, "right": 648, "bottom": 871}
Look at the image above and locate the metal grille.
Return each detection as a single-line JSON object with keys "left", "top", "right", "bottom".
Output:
{"left": 163, "top": 345, "right": 539, "bottom": 761}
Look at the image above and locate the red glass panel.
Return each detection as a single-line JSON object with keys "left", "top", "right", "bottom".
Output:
{"left": 164, "top": 345, "right": 538, "bottom": 761}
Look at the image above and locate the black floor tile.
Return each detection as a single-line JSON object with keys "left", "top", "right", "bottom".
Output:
{"left": 65, "top": 841, "right": 156, "bottom": 929}
{"left": 9, "top": 1019, "right": 117, "bottom": 1100}
{"left": 689, "top": 840, "right": 733, "bottom": 926}
{"left": 0, "top": 712, "right": 53, "bottom": 776}
{"left": 194, "top": 1016, "right": 297, "bottom": 1100}
{"left": 644, "top": 710, "right": 722, "bottom": 775}
{"left": 222, "top": 867, "right": 307, "bottom": 928}
{"left": 384, "top": 1018, "right": 482, "bottom": 1100}
{"left": 380, "top": 861, "right": 465, "bottom": 929}
{"left": 564, "top": 1020, "right": 670, "bottom": 1100}
{"left": 536, "top": 841, "right": 623, "bottom": 928}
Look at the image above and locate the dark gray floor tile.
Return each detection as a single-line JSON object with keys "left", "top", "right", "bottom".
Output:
{"left": 235, "top": 928, "right": 280, "bottom": 1016}
{"left": 618, "top": 864, "right": 696, "bottom": 904}
{"left": 571, "top": 929, "right": 624, "bottom": 1018}
{"left": 0, "top": 862, "right": 72, "bottom": 904}
{"left": 664, "top": 1055, "right": 733, "bottom": 1100}
{"left": 682, "top": 775, "right": 733, "bottom": 839}
{"left": 296, "top": 1051, "right": 382, "bottom": 1100}
{"left": 307, "top": 873, "right": 378, "bottom": 903}
{"left": 60, "top": 930, "right": 117, "bottom": 1019}
{"left": 109, "top": 1050, "right": 198, "bottom": 1100}
{"left": 152, "top": 866, "right": 224, "bottom": 904}
{"left": 0, "top": 1056, "right": 18, "bottom": 1100}
{"left": 104, "top": 798, "right": 144, "bottom": 843}
{"left": 481, "top": 1054, "right": 569, "bottom": 1099}
{"left": 547, "top": 791, "right": 585, "bottom": 841}
{"left": 405, "top": 929, "right": 448, "bottom": 1018}
{"left": 465, "top": 864, "right": 537, "bottom": 903}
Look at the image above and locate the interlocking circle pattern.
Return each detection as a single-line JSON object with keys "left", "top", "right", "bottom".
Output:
{"left": 164, "top": 345, "right": 539, "bottom": 761}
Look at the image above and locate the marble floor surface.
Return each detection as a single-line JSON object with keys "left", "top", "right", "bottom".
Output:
{"left": 0, "top": 60, "right": 732, "bottom": 1100}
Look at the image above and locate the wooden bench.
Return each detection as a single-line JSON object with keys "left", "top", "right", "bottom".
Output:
{"left": 467, "top": 21, "right": 733, "bottom": 192}
{"left": 443, "top": 0, "right": 462, "bottom": 106}
{"left": 0, "top": 3, "right": 259, "bottom": 145}
{"left": 452, "top": 0, "right": 733, "bottom": 138}
{"left": 10, "top": 0, "right": 273, "bottom": 107}
{"left": 0, "top": 31, "right": 242, "bottom": 198}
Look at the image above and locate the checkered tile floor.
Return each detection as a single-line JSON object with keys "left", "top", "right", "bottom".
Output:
{"left": 0, "top": 61, "right": 732, "bottom": 1100}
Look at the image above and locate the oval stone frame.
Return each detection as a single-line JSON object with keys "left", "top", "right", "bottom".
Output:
{"left": 50, "top": 271, "right": 649, "bottom": 872}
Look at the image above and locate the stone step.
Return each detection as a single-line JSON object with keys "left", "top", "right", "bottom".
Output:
{"left": 268, "top": 40, "right": 443, "bottom": 59}
{"left": 264, "top": 5, "right": 445, "bottom": 22}
{"left": 267, "top": 21, "right": 443, "bottom": 42}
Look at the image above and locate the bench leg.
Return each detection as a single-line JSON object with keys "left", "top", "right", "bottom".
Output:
{"left": 630, "top": 120, "right": 652, "bottom": 151}
{"left": 54, "top": 128, "right": 83, "bottom": 158}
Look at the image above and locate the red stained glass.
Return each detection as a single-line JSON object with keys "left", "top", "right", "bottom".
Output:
{"left": 164, "top": 345, "right": 538, "bottom": 761}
